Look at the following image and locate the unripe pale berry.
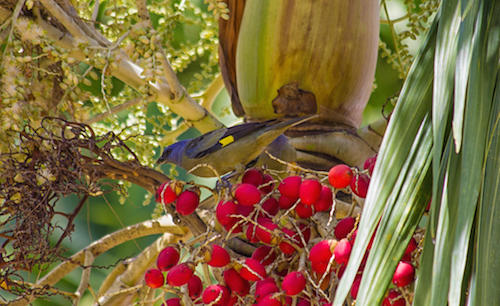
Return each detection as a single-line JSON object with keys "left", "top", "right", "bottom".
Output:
{"left": 255, "top": 278, "right": 279, "bottom": 301}
{"left": 299, "top": 178, "right": 322, "bottom": 205}
{"left": 240, "top": 258, "right": 267, "bottom": 281}
{"left": 334, "top": 217, "right": 356, "bottom": 240}
{"left": 313, "top": 186, "right": 334, "bottom": 212}
{"left": 328, "top": 165, "right": 353, "bottom": 189}
{"left": 282, "top": 271, "right": 306, "bottom": 296}
{"left": 187, "top": 274, "right": 203, "bottom": 300}
{"left": 278, "top": 176, "right": 302, "bottom": 199}
{"left": 350, "top": 174, "right": 370, "bottom": 198}
{"left": 223, "top": 268, "right": 250, "bottom": 296}
{"left": 202, "top": 284, "right": 230, "bottom": 305}
{"left": 242, "top": 168, "right": 264, "bottom": 186}
{"left": 383, "top": 289, "right": 405, "bottom": 306}
{"left": 251, "top": 245, "right": 277, "bottom": 266}
{"left": 144, "top": 268, "right": 164, "bottom": 288}
{"left": 392, "top": 261, "right": 415, "bottom": 287}
{"left": 175, "top": 189, "right": 199, "bottom": 215}
{"left": 334, "top": 238, "right": 352, "bottom": 265}
{"left": 235, "top": 183, "right": 261, "bottom": 206}
{"left": 206, "top": 244, "right": 230, "bottom": 267}
{"left": 156, "top": 246, "right": 179, "bottom": 271}
{"left": 167, "top": 263, "right": 194, "bottom": 286}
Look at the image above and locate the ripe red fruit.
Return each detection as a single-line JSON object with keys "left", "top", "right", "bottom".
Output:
{"left": 314, "top": 186, "right": 334, "bottom": 212}
{"left": 202, "top": 284, "right": 230, "bottom": 305}
{"left": 256, "top": 217, "right": 278, "bottom": 244}
{"left": 299, "top": 179, "right": 322, "bottom": 205}
{"left": 279, "top": 228, "right": 299, "bottom": 255}
{"left": 237, "top": 203, "right": 255, "bottom": 217}
{"left": 311, "top": 260, "right": 329, "bottom": 275}
{"left": 245, "top": 223, "right": 259, "bottom": 243}
{"left": 223, "top": 268, "right": 250, "bottom": 296}
{"left": 255, "top": 278, "right": 279, "bottom": 301}
{"left": 175, "top": 189, "right": 199, "bottom": 215}
{"left": 167, "top": 263, "right": 194, "bottom": 286}
{"left": 261, "top": 197, "right": 280, "bottom": 216}
{"left": 297, "top": 298, "right": 311, "bottom": 306}
{"left": 257, "top": 294, "right": 281, "bottom": 306}
{"left": 206, "top": 244, "right": 230, "bottom": 267}
{"left": 363, "top": 155, "right": 377, "bottom": 176}
{"left": 328, "top": 164, "right": 353, "bottom": 189}
{"left": 260, "top": 174, "right": 275, "bottom": 194}
{"left": 334, "top": 217, "right": 356, "bottom": 240}
{"left": 320, "top": 299, "right": 333, "bottom": 306}
{"left": 295, "top": 201, "right": 314, "bottom": 218}
{"left": 282, "top": 271, "right": 306, "bottom": 296}
{"left": 240, "top": 258, "right": 267, "bottom": 281}
{"left": 252, "top": 245, "right": 277, "bottom": 266}
{"left": 156, "top": 246, "right": 179, "bottom": 271}
{"left": 164, "top": 297, "right": 181, "bottom": 306}
{"left": 383, "top": 289, "right": 405, "bottom": 306}
{"left": 309, "top": 240, "right": 335, "bottom": 263}
{"left": 350, "top": 275, "right": 362, "bottom": 299}
{"left": 404, "top": 237, "right": 417, "bottom": 256}
{"left": 235, "top": 183, "right": 262, "bottom": 206}
{"left": 334, "top": 239, "right": 352, "bottom": 265}
{"left": 392, "top": 261, "right": 415, "bottom": 287}
{"left": 156, "top": 181, "right": 178, "bottom": 205}
{"left": 298, "top": 223, "right": 311, "bottom": 246}
{"left": 279, "top": 194, "right": 297, "bottom": 209}
{"left": 278, "top": 176, "right": 302, "bottom": 199}
{"left": 144, "top": 268, "right": 164, "bottom": 288}
{"left": 242, "top": 168, "right": 264, "bottom": 186}
{"left": 187, "top": 274, "right": 203, "bottom": 300}
{"left": 216, "top": 200, "right": 238, "bottom": 226}
{"left": 350, "top": 174, "right": 370, "bottom": 198}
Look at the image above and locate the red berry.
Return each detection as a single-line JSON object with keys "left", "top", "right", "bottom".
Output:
{"left": 252, "top": 245, "right": 277, "bottom": 266}
{"left": 309, "top": 240, "right": 334, "bottom": 263}
{"left": 237, "top": 203, "right": 255, "bottom": 217}
{"left": 156, "top": 246, "right": 180, "bottom": 271}
{"left": 216, "top": 200, "right": 238, "bottom": 226}
{"left": 314, "top": 186, "right": 334, "bottom": 212}
{"left": 282, "top": 271, "right": 306, "bottom": 296}
{"left": 392, "top": 261, "right": 415, "bottom": 287}
{"left": 328, "top": 164, "right": 353, "bottom": 189}
{"left": 202, "top": 284, "right": 230, "bottom": 305}
{"left": 144, "top": 268, "right": 164, "bottom": 288}
{"left": 255, "top": 278, "right": 279, "bottom": 301}
{"left": 334, "top": 217, "right": 356, "bottom": 240}
{"left": 164, "top": 297, "right": 181, "bottom": 306}
{"left": 156, "top": 181, "right": 178, "bottom": 205}
{"left": 167, "top": 263, "right": 193, "bottom": 286}
{"left": 295, "top": 201, "right": 314, "bottom": 218}
{"left": 257, "top": 294, "right": 281, "bottom": 306}
{"left": 245, "top": 223, "right": 259, "bottom": 243}
{"left": 363, "top": 155, "right": 377, "bottom": 176}
{"left": 223, "top": 268, "right": 250, "bottom": 296}
{"left": 350, "top": 174, "right": 370, "bottom": 198}
{"left": 298, "top": 223, "right": 311, "bottom": 246}
{"left": 278, "top": 176, "right": 302, "bottom": 199}
{"left": 262, "top": 197, "right": 280, "bottom": 216}
{"left": 235, "top": 183, "right": 262, "bottom": 206}
{"left": 260, "top": 174, "right": 275, "bottom": 194}
{"left": 187, "top": 274, "right": 203, "bottom": 300}
{"left": 299, "top": 179, "right": 322, "bottom": 205}
{"left": 334, "top": 239, "right": 352, "bottom": 265}
{"left": 297, "top": 298, "right": 311, "bottom": 306}
{"left": 320, "top": 299, "right": 333, "bottom": 306}
{"left": 176, "top": 189, "right": 199, "bottom": 215}
{"left": 256, "top": 217, "right": 278, "bottom": 244}
{"left": 336, "top": 264, "right": 346, "bottom": 279}
{"left": 240, "top": 258, "right": 267, "bottom": 281}
{"left": 404, "top": 237, "right": 417, "bottom": 256}
{"left": 279, "top": 195, "right": 297, "bottom": 209}
{"left": 242, "top": 168, "right": 264, "bottom": 186}
{"left": 350, "top": 275, "right": 362, "bottom": 299}
{"left": 311, "top": 260, "right": 329, "bottom": 275}
{"left": 279, "top": 228, "right": 299, "bottom": 255}
{"left": 383, "top": 289, "right": 405, "bottom": 306}
{"left": 206, "top": 244, "right": 230, "bottom": 267}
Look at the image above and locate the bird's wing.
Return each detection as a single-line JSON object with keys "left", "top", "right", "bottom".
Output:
{"left": 189, "top": 120, "right": 275, "bottom": 159}
{"left": 184, "top": 127, "right": 228, "bottom": 158}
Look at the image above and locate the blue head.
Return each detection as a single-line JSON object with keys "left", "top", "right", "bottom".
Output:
{"left": 156, "top": 140, "right": 189, "bottom": 166}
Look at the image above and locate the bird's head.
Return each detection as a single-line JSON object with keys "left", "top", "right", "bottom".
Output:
{"left": 156, "top": 140, "right": 188, "bottom": 166}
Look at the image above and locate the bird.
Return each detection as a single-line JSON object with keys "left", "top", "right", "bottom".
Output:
{"left": 156, "top": 115, "right": 315, "bottom": 177}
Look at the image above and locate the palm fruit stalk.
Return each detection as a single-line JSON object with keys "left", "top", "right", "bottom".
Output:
{"left": 219, "top": 0, "right": 381, "bottom": 168}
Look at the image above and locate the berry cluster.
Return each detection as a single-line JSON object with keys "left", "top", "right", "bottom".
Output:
{"left": 148, "top": 155, "right": 419, "bottom": 305}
